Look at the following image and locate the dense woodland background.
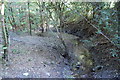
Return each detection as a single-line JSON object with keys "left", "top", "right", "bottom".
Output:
{"left": 3, "top": 2, "right": 120, "bottom": 58}
{"left": 0, "top": 1, "right": 120, "bottom": 78}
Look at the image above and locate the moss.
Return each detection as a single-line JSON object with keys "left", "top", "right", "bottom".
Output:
{"left": 70, "top": 39, "right": 93, "bottom": 75}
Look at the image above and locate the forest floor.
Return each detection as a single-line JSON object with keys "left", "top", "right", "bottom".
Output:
{"left": 0, "top": 30, "right": 120, "bottom": 78}
{"left": 1, "top": 32, "right": 75, "bottom": 78}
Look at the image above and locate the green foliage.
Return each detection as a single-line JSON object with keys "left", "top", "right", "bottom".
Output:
{"left": 92, "top": 2, "right": 119, "bottom": 47}
{"left": 4, "top": 2, "right": 119, "bottom": 50}
{"left": 12, "top": 49, "right": 17, "bottom": 53}
{"left": 109, "top": 49, "right": 119, "bottom": 57}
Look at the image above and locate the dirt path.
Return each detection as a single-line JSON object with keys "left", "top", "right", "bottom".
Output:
{"left": 1, "top": 32, "right": 119, "bottom": 78}
{"left": 1, "top": 34, "right": 74, "bottom": 78}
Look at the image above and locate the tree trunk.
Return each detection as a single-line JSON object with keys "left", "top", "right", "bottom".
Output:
{"left": 37, "top": 1, "right": 44, "bottom": 33}
{"left": 56, "top": 2, "right": 70, "bottom": 59}
{"left": 1, "top": 0, "right": 9, "bottom": 62}
{"left": 7, "top": 3, "right": 17, "bottom": 31}
{"left": 28, "top": 0, "right": 32, "bottom": 35}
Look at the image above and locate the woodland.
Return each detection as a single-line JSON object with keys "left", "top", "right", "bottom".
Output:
{"left": 0, "top": 0, "right": 120, "bottom": 78}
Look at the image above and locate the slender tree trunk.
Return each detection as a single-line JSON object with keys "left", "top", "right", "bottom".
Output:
{"left": 10, "top": 3, "right": 17, "bottom": 31}
{"left": 8, "top": 3, "right": 17, "bottom": 31}
{"left": 37, "top": 1, "right": 44, "bottom": 33}
{"left": 56, "top": 2, "right": 70, "bottom": 59}
{"left": 55, "top": 2, "right": 64, "bottom": 32}
{"left": 8, "top": 16, "right": 14, "bottom": 28}
{"left": 92, "top": 2, "right": 96, "bottom": 19}
{"left": 28, "top": 0, "right": 32, "bottom": 35}
{"left": 1, "top": 0, "right": 9, "bottom": 62}
{"left": 18, "top": 8, "right": 22, "bottom": 31}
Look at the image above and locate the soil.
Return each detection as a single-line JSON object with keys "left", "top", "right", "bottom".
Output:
{"left": 64, "top": 20, "right": 120, "bottom": 78}
{"left": 1, "top": 32, "right": 75, "bottom": 78}
{"left": 0, "top": 28, "right": 120, "bottom": 78}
